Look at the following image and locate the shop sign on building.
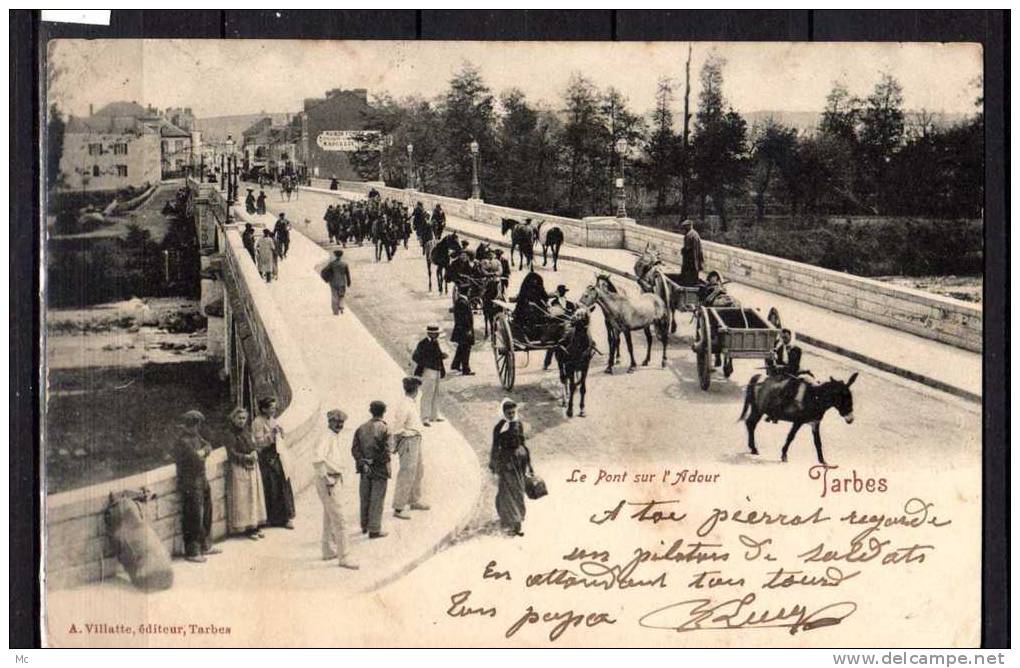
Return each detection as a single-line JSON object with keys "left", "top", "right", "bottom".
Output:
{"left": 315, "top": 130, "right": 382, "bottom": 152}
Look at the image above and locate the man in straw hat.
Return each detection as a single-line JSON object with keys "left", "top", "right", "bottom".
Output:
{"left": 389, "top": 376, "right": 429, "bottom": 520}
{"left": 173, "top": 410, "right": 221, "bottom": 563}
{"left": 412, "top": 324, "right": 447, "bottom": 425}
{"left": 313, "top": 408, "right": 359, "bottom": 569}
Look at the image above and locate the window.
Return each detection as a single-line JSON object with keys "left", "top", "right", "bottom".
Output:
{"left": 87, "top": 143, "right": 103, "bottom": 155}
{"left": 92, "top": 165, "right": 100, "bottom": 177}
{"left": 175, "top": 140, "right": 183, "bottom": 152}
{"left": 116, "top": 165, "right": 128, "bottom": 177}
{"left": 113, "top": 142, "right": 128, "bottom": 155}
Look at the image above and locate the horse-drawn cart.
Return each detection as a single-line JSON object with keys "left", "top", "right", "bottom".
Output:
{"left": 488, "top": 298, "right": 563, "bottom": 390}
{"left": 691, "top": 305, "right": 781, "bottom": 390}
{"left": 644, "top": 266, "right": 783, "bottom": 391}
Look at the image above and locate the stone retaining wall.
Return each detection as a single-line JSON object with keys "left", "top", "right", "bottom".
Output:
{"left": 316, "top": 180, "right": 981, "bottom": 353}
{"left": 45, "top": 194, "right": 322, "bottom": 590}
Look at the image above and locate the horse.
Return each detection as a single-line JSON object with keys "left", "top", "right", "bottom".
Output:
{"left": 430, "top": 233, "right": 460, "bottom": 294}
{"left": 739, "top": 372, "right": 858, "bottom": 465}
{"left": 534, "top": 221, "right": 565, "bottom": 271}
{"left": 554, "top": 310, "right": 596, "bottom": 418}
{"left": 578, "top": 274, "right": 670, "bottom": 373}
{"left": 501, "top": 218, "right": 536, "bottom": 271}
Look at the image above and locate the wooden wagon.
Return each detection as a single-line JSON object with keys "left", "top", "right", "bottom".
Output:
{"left": 488, "top": 298, "right": 564, "bottom": 390}
{"left": 690, "top": 305, "right": 782, "bottom": 390}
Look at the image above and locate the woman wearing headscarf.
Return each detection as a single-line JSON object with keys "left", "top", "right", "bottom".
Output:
{"left": 488, "top": 399, "right": 530, "bottom": 537}
{"left": 255, "top": 228, "right": 277, "bottom": 283}
{"left": 226, "top": 407, "right": 266, "bottom": 539}
{"left": 256, "top": 189, "right": 267, "bottom": 215}
{"left": 251, "top": 396, "right": 295, "bottom": 529}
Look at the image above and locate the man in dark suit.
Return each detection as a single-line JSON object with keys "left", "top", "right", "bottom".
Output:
{"left": 765, "top": 328, "right": 810, "bottom": 422}
{"left": 451, "top": 292, "right": 475, "bottom": 376}
{"left": 320, "top": 250, "right": 352, "bottom": 315}
{"left": 351, "top": 401, "right": 391, "bottom": 538}
{"left": 412, "top": 324, "right": 447, "bottom": 425}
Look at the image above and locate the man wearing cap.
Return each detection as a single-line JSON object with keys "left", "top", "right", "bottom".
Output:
{"left": 389, "top": 377, "right": 429, "bottom": 520}
{"left": 412, "top": 325, "right": 447, "bottom": 425}
{"left": 495, "top": 249, "right": 511, "bottom": 291}
{"left": 313, "top": 409, "right": 359, "bottom": 569}
{"left": 274, "top": 212, "right": 292, "bottom": 260}
{"left": 678, "top": 219, "right": 704, "bottom": 286}
{"left": 351, "top": 401, "right": 391, "bottom": 538}
{"left": 173, "top": 410, "right": 221, "bottom": 563}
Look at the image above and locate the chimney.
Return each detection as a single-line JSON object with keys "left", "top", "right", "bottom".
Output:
{"left": 89, "top": 103, "right": 93, "bottom": 116}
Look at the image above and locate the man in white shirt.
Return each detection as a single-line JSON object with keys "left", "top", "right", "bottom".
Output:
{"left": 313, "top": 409, "right": 359, "bottom": 570}
{"left": 389, "top": 377, "right": 430, "bottom": 520}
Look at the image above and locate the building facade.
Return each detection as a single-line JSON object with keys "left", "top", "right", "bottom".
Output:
{"left": 59, "top": 117, "right": 162, "bottom": 191}
{"left": 298, "top": 88, "right": 373, "bottom": 181}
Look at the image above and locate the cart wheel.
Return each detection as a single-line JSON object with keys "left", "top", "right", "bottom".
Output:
{"left": 767, "top": 306, "right": 783, "bottom": 330}
{"left": 723, "top": 354, "right": 734, "bottom": 378}
{"left": 695, "top": 307, "right": 711, "bottom": 391}
{"left": 492, "top": 314, "right": 516, "bottom": 390}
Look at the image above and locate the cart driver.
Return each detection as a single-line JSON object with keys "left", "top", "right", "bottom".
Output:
{"left": 698, "top": 271, "right": 736, "bottom": 307}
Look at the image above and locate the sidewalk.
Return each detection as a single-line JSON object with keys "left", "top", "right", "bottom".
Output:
{"left": 329, "top": 187, "right": 981, "bottom": 402}
{"left": 46, "top": 209, "right": 483, "bottom": 642}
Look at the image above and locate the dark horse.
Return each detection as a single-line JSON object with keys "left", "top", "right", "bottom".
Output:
{"left": 554, "top": 310, "right": 596, "bottom": 418}
{"left": 739, "top": 372, "right": 858, "bottom": 465}
{"left": 534, "top": 221, "right": 565, "bottom": 271}
{"left": 429, "top": 233, "right": 460, "bottom": 294}
{"left": 501, "top": 218, "right": 535, "bottom": 271}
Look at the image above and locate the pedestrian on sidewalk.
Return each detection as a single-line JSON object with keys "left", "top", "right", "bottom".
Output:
{"left": 313, "top": 409, "right": 359, "bottom": 570}
{"left": 489, "top": 399, "right": 530, "bottom": 537}
{"left": 412, "top": 324, "right": 447, "bottom": 425}
{"left": 274, "top": 213, "right": 291, "bottom": 259}
{"left": 317, "top": 250, "right": 353, "bottom": 315}
{"left": 255, "top": 229, "right": 277, "bottom": 283}
{"left": 225, "top": 407, "right": 266, "bottom": 540}
{"left": 256, "top": 189, "right": 267, "bottom": 215}
{"left": 389, "top": 377, "right": 429, "bottom": 520}
{"left": 172, "top": 410, "right": 223, "bottom": 562}
{"left": 678, "top": 219, "right": 704, "bottom": 286}
{"left": 241, "top": 223, "right": 256, "bottom": 263}
{"left": 351, "top": 401, "right": 391, "bottom": 538}
{"left": 245, "top": 188, "right": 256, "bottom": 215}
{"left": 252, "top": 396, "right": 296, "bottom": 530}
{"left": 450, "top": 293, "right": 475, "bottom": 376}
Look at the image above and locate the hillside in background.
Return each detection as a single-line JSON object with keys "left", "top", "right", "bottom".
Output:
{"left": 744, "top": 109, "right": 971, "bottom": 135}
{"left": 195, "top": 112, "right": 294, "bottom": 141}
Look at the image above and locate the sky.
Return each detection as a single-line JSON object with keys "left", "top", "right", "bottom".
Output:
{"left": 48, "top": 39, "right": 983, "bottom": 120}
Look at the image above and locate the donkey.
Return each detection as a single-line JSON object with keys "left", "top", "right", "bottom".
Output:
{"left": 579, "top": 274, "right": 670, "bottom": 373}
{"left": 739, "top": 372, "right": 858, "bottom": 465}
{"left": 501, "top": 217, "right": 536, "bottom": 271}
{"left": 534, "top": 220, "right": 565, "bottom": 271}
{"left": 554, "top": 310, "right": 596, "bottom": 418}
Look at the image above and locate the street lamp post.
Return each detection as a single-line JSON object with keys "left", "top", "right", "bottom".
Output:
{"left": 225, "top": 135, "right": 236, "bottom": 204}
{"left": 615, "top": 137, "right": 628, "bottom": 218}
{"left": 406, "top": 143, "right": 415, "bottom": 190}
{"left": 469, "top": 139, "right": 481, "bottom": 200}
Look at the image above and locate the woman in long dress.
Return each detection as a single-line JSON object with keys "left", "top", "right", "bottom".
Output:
{"left": 251, "top": 396, "right": 295, "bottom": 529}
{"left": 225, "top": 407, "right": 266, "bottom": 539}
{"left": 489, "top": 398, "right": 530, "bottom": 537}
{"left": 254, "top": 229, "right": 277, "bottom": 283}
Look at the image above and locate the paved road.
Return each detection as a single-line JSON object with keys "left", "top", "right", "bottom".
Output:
{"left": 252, "top": 186, "right": 980, "bottom": 538}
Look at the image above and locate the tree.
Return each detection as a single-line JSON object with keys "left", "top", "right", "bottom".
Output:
{"left": 859, "top": 73, "right": 905, "bottom": 213}
{"left": 644, "top": 77, "right": 678, "bottom": 213}
{"left": 47, "top": 104, "right": 66, "bottom": 189}
{"left": 439, "top": 63, "right": 496, "bottom": 198}
{"left": 750, "top": 120, "right": 797, "bottom": 223}
{"left": 690, "top": 53, "right": 748, "bottom": 230}
{"left": 559, "top": 73, "right": 606, "bottom": 217}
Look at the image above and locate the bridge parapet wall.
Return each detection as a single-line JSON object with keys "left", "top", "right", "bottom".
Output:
{"left": 621, "top": 222, "right": 982, "bottom": 352}
{"left": 45, "top": 199, "right": 322, "bottom": 590}
{"left": 317, "top": 181, "right": 981, "bottom": 353}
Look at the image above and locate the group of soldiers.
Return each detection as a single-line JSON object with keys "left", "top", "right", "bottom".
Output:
{"left": 323, "top": 196, "right": 411, "bottom": 253}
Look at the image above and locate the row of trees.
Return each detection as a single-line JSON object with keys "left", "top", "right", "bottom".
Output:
{"left": 351, "top": 56, "right": 983, "bottom": 226}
